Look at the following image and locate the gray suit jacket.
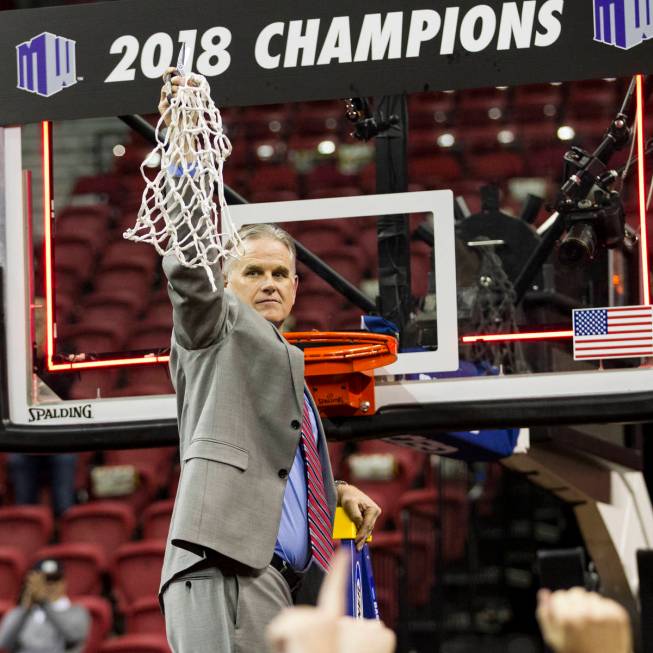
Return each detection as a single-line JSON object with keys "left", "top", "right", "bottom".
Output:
{"left": 159, "top": 251, "right": 337, "bottom": 599}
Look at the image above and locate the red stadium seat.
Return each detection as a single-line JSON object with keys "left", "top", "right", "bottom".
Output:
{"left": 68, "top": 369, "right": 120, "bottom": 401}
{"left": 104, "top": 449, "right": 176, "bottom": 490}
{"left": 294, "top": 103, "right": 344, "bottom": 135}
{"left": 60, "top": 501, "right": 136, "bottom": 561}
{"left": 99, "top": 634, "right": 171, "bottom": 653}
{"left": 409, "top": 92, "right": 455, "bottom": 129}
{"left": 248, "top": 190, "right": 300, "bottom": 203}
{"left": 0, "top": 547, "right": 28, "bottom": 602}
{"left": 142, "top": 499, "right": 174, "bottom": 541}
{"left": 409, "top": 155, "right": 462, "bottom": 187}
{"left": 34, "top": 543, "right": 107, "bottom": 597}
{"left": 123, "top": 366, "right": 172, "bottom": 391}
{"left": 90, "top": 465, "right": 159, "bottom": 515}
{"left": 100, "top": 241, "right": 158, "bottom": 276}
{"left": 367, "top": 533, "right": 401, "bottom": 628}
{"left": 77, "top": 595, "right": 113, "bottom": 653}
{"left": 72, "top": 174, "right": 125, "bottom": 205}
{"left": 0, "top": 506, "right": 54, "bottom": 558}
{"left": 241, "top": 105, "right": 291, "bottom": 139}
{"left": 327, "top": 442, "right": 346, "bottom": 480}
{"left": 55, "top": 239, "right": 98, "bottom": 281}
{"left": 125, "top": 596, "right": 166, "bottom": 635}
{"left": 112, "top": 540, "right": 166, "bottom": 611}
{"left": 249, "top": 165, "right": 298, "bottom": 192}
{"left": 466, "top": 151, "right": 526, "bottom": 181}
{"left": 81, "top": 291, "right": 141, "bottom": 328}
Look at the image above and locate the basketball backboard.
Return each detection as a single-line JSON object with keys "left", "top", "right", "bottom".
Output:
{"left": 1, "top": 73, "right": 652, "bottom": 443}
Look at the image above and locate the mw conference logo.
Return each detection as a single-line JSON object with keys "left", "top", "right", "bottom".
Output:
{"left": 16, "top": 31, "right": 77, "bottom": 97}
{"left": 594, "top": 0, "right": 653, "bottom": 49}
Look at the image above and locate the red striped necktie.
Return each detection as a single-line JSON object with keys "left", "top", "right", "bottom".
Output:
{"left": 301, "top": 396, "right": 335, "bottom": 572}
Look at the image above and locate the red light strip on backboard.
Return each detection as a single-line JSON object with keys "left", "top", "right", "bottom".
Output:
{"left": 461, "top": 330, "right": 574, "bottom": 344}
{"left": 636, "top": 74, "right": 651, "bottom": 305}
{"left": 40, "top": 77, "right": 652, "bottom": 362}
{"left": 41, "top": 121, "right": 170, "bottom": 371}
{"left": 42, "top": 121, "right": 56, "bottom": 369}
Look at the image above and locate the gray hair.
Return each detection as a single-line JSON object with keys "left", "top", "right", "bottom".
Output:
{"left": 223, "top": 223, "right": 297, "bottom": 278}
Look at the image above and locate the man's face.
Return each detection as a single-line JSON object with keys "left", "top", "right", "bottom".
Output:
{"left": 226, "top": 236, "right": 298, "bottom": 327}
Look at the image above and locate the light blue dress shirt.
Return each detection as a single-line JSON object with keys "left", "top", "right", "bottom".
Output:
{"left": 274, "top": 394, "right": 319, "bottom": 571}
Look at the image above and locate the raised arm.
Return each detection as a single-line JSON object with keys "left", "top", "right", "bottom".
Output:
{"left": 158, "top": 68, "right": 232, "bottom": 350}
{"left": 163, "top": 250, "right": 229, "bottom": 350}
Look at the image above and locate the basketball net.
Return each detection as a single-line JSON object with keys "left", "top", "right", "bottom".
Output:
{"left": 123, "top": 73, "right": 240, "bottom": 292}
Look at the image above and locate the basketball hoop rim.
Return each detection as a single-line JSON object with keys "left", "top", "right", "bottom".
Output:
{"left": 284, "top": 331, "right": 397, "bottom": 374}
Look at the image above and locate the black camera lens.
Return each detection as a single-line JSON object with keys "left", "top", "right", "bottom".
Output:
{"left": 559, "top": 222, "right": 598, "bottom": 266}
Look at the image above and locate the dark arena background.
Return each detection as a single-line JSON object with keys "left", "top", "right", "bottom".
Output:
{"left": 1, "top": 0, "right": 653, "bottom": 652}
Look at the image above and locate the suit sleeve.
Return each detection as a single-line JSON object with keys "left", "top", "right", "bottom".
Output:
{"left": 162, "top": 253, "right": 228, "bottom": 350}
{"left": 161, "top": 173, "right": 232, "bottom": 351}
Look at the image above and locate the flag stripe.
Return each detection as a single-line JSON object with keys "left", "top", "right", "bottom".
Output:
{"left": 575, "top": 351, "right": 653, "bottom": 359}
{"left": 576, "top": 337, "right": 653, "bottom": 345}
{"left": 576, "top": 341, "right": 653, "bottom": 351}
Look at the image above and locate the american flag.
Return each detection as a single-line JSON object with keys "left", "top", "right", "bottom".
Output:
{"left": 573, "top": 305, "right": 653, "bottom": 360}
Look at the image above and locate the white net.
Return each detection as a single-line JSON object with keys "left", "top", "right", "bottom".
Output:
{"left": 123, "top": 73, "right": 241, "bottom": 291}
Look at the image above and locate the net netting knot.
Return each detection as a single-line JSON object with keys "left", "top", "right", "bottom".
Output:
{"left": 123, "top": 73, "right": 241, "bottom": 292}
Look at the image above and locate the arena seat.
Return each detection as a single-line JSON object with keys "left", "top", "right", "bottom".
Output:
{"left": 409, "top": 155, "right": 463, "bottom": 186}
{"left": 94, "top": 268, "right": 155, "bottom": 305}
{"left": 248, "top": 189, "right": 300, "bottom": 203}
{"left": 0, "top": 546, "right": 28, "bottom": 602}
{"left": 0, "top": 506, "right": 54, "bottom": 558}
{"left": 60, "top": 501, "right": 136, "bottom": 560}
{"left": 304, "top": 163, "right": 357, "bottom": 189}
{"left": 81, "top": 291, "right": 142, "bottom": 328}
{"left": 466, "top": 150, "right": 526, "bottom": 181}
{"left": 127, "top": 326, "right": 175, "bottom": 352}
{"left": 104, "top": 449, "right": 176, "bottom": 490}
{"left": 34, "top": 543, "right": 107, "bottom": 597}
{"left": 100, "top": 241, "right": 159, "bottom": 277}
{"left": 399, "top": 486, "right": 469, "bottom": 565}
{"left": 125, "top": 596, "right": 166, "bottom": 635}
{"left": 64, "top": 323, "right": 127, "bottom": 357}
{"left": 408, "top": 92, "right": 455, "bottom": 129}
{"left": 72, "top": 174, "right": 125, "bottom": 206}
{"left": 294, "top": 103, "right": 344, "bottom": 135}
{"left": 367, "top": 532, "right": 401, "bottom": 629}
{"left": 305, "top": 186, "right": 363, "bottom": 200}
{"left": 68, "top": 369, "right": 120, "bottom": 401}
{"left": 112, "top": 540, "right": 166, "bottom": 611}
{"left": 76, "top": 595, "right": 113, "bottom": 653}
{"left": 241, "top": 105, "right": 291, "bottom": 139}
{"left": 249, "top": 164, "right": 298, "bottom": 192}
{"left": 98, "top": 634, "right": 171, "bottom": 653}
{"left": 355, "top": 441, "right": 428, "bottom": 489}
{"left": 512, "top": 84, "right": 562, "bottom": 122}
{"left": 91, "top": 465, "right": 159, "bottom": 514}
{"left": 55, "top": 240, "right": 98, "bottom": 281}
{"left": 142, "top": 499, "right": 174, "bottom": 541}
{"left": 123, "top": 366, "right": 172, "bottom": 392}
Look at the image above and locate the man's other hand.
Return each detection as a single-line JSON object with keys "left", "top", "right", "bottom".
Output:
{"left": 266, "top": 551, "right": 395, "bottom": 653}
{"left": 536, "top": 587, "right": 632, "bottom": 653}
{"left": 337, "top": 484, "right": 381, "bottom": 551}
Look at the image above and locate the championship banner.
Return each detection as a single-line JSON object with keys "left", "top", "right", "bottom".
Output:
{"left": 2, "top": 0, "right": 653, "bottom": 125}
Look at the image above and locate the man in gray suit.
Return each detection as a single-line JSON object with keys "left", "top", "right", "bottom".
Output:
{"left": 158, "top": 71, "right": 382, "bottom": 653}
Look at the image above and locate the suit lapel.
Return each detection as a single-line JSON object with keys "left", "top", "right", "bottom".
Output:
{"left": 271, "top": 324, "right": 304, "bottom": 413}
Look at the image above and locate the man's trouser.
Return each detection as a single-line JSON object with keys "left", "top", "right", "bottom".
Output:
{"left": 162, "top": 558, "right": 293, "bottom": 653}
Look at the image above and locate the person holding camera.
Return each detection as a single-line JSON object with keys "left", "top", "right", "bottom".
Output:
{"left": 0, "top": 559, "right": 89, "bottom": 653}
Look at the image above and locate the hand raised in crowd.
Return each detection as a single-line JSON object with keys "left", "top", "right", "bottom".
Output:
{"left": 337, "top": 484, "right": 382, "bottom": 551}
{"left": 20, "top": 571, "right": 49, "bottom": 609}
{"left": 536, "top": 587, "right": 632, "bottom": 653}
{"left": 266, "top": 551, "right": 396, "bottom": 653}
